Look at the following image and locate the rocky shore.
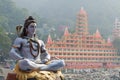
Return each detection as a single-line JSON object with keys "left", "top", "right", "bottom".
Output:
{"left": 64, "top": 68, "right": 120, "bottom": 80}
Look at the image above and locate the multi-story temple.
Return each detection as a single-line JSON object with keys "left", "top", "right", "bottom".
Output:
{"left": 46, "top": 8, "right": 119, "bottom": 70}
{"left": 113, "top": 18, "right": 120, "bottom": 38}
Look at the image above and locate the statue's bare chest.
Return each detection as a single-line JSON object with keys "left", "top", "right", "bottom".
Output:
{"left": 21, "top": 38, "right": 40, "bottom": 58}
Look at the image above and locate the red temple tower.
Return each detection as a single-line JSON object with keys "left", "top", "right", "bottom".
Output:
{"left": 46, "top": 8, "right": 119, "bottom": 70}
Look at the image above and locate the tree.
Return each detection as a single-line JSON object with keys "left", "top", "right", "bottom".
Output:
{"left": 0, "top": 0, "right": 29, "bottom": 32}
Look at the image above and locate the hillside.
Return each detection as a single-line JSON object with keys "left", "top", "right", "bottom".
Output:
{"left": 12, "top": 0, "right": 120, "bottom": 38}
{"left": 0, "top": 0, "right": 29, "bottom": 59}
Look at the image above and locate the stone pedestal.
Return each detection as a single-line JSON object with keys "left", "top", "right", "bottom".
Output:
{"left": 6, "top": 73, "right": 16, "bottom": 80}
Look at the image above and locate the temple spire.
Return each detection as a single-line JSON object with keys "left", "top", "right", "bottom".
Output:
{"left": 95, "top": 29, "right": 102, "bottom": 38}
{"left": 47, "top": 34, "right": 52, "bottom": 44}
{"left": 79, "top": 7, "right": 87, "bottom": 15}
{"left": 64, "top": 27, "right": 69, "bottom": 36}
{"left": 76, "top": 7, "right": 88, "bottom": 35}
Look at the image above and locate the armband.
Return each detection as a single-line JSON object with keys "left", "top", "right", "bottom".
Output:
{"left": 12, "top": 45, "right": 19, "bottom": 48}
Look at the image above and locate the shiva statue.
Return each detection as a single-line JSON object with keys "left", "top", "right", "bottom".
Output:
{"left": 9, "top": 16, "right": 65, "bottom": 73}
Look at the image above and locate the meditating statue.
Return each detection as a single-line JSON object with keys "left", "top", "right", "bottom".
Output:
{"left": 9, "top": 16, "right": 65, "bottom": 80}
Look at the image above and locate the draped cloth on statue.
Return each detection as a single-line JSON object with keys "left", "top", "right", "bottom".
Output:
{"left": 13, "top": 63, "right": 64, "bottom": 80}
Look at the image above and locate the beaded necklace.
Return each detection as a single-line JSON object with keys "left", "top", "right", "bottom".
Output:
{"left": 25, "top": 37, "right": 40, "bottom": 59}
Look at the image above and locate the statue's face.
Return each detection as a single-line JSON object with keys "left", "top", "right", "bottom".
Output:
{"left": 27, "top": 23, "right": 37, "bottom": 35}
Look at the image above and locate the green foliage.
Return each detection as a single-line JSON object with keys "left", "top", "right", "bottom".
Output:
{"left": 0, "top": 0, "right": 28, "bottom": 32}
{"left": 0, "top": 26, "right": 11, "bottom": 53}
{"left": 0, "top": 0, "right": 29, "bottom": 59}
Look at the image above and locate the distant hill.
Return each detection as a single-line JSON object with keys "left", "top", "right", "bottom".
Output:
{"left": 0, "top": 0, "right": 30, "bottom": 58}
{"left": 12, "top": 0, "right": 120, "bottom": 38}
